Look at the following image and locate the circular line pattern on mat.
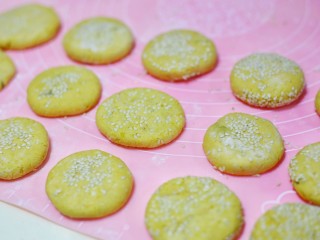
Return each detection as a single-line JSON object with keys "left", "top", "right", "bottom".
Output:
{"left": 0, "top": 117, "right": 49, "bottom": 180}
{"left": 0, "top": 1, "right": 320, "bottom": 240}
{"left": 96, "top": 88, "right": 185, "bottom": 148}
{"left": 289, "top": 142, "right": 320, "bottom": 205}
{"left": 156, "top": 0, "right": 275, "bottom": 37}
{"left": 46, "top": 149, "right": 133, "bottom": 219}
{"left": 145, "top": 176, "right": 243, "bottom": 240}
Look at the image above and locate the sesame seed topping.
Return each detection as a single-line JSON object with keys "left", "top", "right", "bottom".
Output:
{"left": 233, "top": 53, "right": 300, "bottom": 81}
{"left": 146, "top": 176, "right": 242, "bottom": 239}
{"left": 38, "top": 72, "right": 80, "bottom": 99}
{"left": 62, "top": 152, "right": 112, "bottom": 193}
{"left": 73, "top": 20, "right": 129, "bottom": 52}
{"left": 252, "top": 203, "right": 320, "bottom": 239}
{"left": 204, "top": 113, "right": 284, "bottom": 175}
{"left": 231, "top": 53, "right": 304, "bottom": 108}
{"left": 98, "top": 88, "right": 185, "bottom": 147}
{"left": 0, "top": 119, "right": 33, "bottom": 154}
{"left": 143, "top": 30, "right": 215, "bottom": 80}
{"left": 289, "top": 143, "right": 320, "bottom": 202}
{"left": 215, "top": 113, "right": 274, "bottom": 160}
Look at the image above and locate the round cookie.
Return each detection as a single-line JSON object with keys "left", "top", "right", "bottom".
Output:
{"left": 0, "top": 117, "right": 49, "bottom": 180}
{"left": 63, "top": 17, "right": 134, "bottom": 64}
{"left": 96, "top": 88, "right": 185, "bottom": 148}
{"left": 203, "top": 112, "right": 284, "bottom": 176}
{"left": 46, "top": 150, "right": 133, "bottom": 219}
{"left": 250, "top": 203, "right": 320, "bottom": 240}
{"left": 0, "top": 4, "right": 60, "bottom": 50}
{"left": 315, "top": 90, "right": 320, "bottom": 115}
{"left": 145, "top": 176, "right": 243, "bottom": 240}
{"left": 230, "top": 53, "right": 305, "bottom": 108}
{"left": 142, "top": 30, "right": 217, "bottom": 81}
{"left": 27, "top": 66, "right": 101, "bottom": 117}
{"left": 0, "top": 50, "right": 15, "bottom": 91}
{"left": 289, "top": 142, "right": 320, "bottom": 205}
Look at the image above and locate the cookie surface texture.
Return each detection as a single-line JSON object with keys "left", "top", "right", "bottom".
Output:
{"left": 0, "top": 4, "right": 60, "bottom": 49}
{"left": 289, "top": 142, "right": 320, "bottom": 205}
{"left": 27, "top": 65, "right": 101, "bottom": 117}
{"left": 142, "top": 29, "right": 217, "bottom": 81}
{"left": 0, "top": 50, "right": 15, "bottom": 91}
{"left": 63, "top": 17, "right": 134, "bottom": 64}
{"left": 203, "top": 112, "right": 284, "bottom": 176}
{"left": 145, "top": 176, "right": 243, "bottom": 240}
{"left": 46, "top": 149, "right": 133, "bottom": 219}
{"left": 315, "top": 90, "right": 320, "bottom": 115}
{"left": 96, "top": 88, "right": 185, "bottom": 148}
{"left": 230, "top": 53, "right": 305, "bottom": 108}
{"left": 0, "top": 117, "right": 49, "bottom": 180}
{"left": 250, "top": 203, "right": 320, "bottom": 240}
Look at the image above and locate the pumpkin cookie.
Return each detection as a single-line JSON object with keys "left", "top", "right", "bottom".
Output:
{"left": 250, "top": 203, "right": 320, "bottom": 240}
{"left": 230, "top": 53, "right": 305, "bottom": 108}
{"left": 0, "top": 50, "right": 15, "bottom": 91}
{"left": 0, "top": 4, "right": 60, "bottom": 49}
{"left": 27, "top": 66, "right": 101, "bottom": 117}
{"left": 142, "top": 30, "right": 217, "bottom": 81}
{"left": 289, "top": 142, "right": 320, "bottom": 205}
{"left": 203, "top": 112, "right": 284, "bottom": 176}
{"left": 0, "top": 117, "right": 49, "bottom": 180}
{"left": 96, "top": 88, "right": 185, "bottom": 148}
{"left": 63, "top": 17, "right": 134, "bottom": 64}
{"left": 46, "top": 150, "right": 133, "bottom": 219}
{"left": 145, "top": 176, "right": 243, "bottom": 240}
{"left": 315, "top": 90, "right": 320, "bottom": 115}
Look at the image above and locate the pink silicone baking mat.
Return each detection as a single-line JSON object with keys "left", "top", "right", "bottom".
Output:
{"left": 0, "top": 0, "right": 319, "bottom": 239}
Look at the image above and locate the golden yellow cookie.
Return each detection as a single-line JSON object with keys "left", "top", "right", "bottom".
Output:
{"left": 289, "top": 142, "right": 320, "bottom": 205}
{"left": 145, "top": 176, "right": 243, "bottom": 240}
{"left": 0, "top": 117, "right": 49, "bottom": 180}
{"left": 230, "top": 53, "right": 305, "bottom": 108}
{"left": 0, "top": 4, "right": 60, "bottom": 50}
{"left": 0, "top": 50, "right": 15, "bottom": 91}
{"left": 63, "top": 17, "right": 134, "bottom": 64}
{"left": 27, "top": 66, "right": 101, "bottom": 117}
{"left": 46, "top": 149, "right": 133, "bottom": 219}
{"left": 250, "top": 203, "right": 320, "bottom": 240}
{"left": 96, "top": 88, "right": 185, "bottom": 148}
{"left": 203, "top": 112, "right": 284, "bottom": 176}
{"left": 315, "top": 90, "right": 320, "bottom": 115}
{"left": 142, "top": 30, "right": 217, "bottom": 81}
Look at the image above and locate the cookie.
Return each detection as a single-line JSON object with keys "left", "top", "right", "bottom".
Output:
{"left": 46, "top": 150, "right": 133, "bottom": 219}
{"left": 145, "top": 176, "right": 243, "bottom": 240}
{"left": 230, "top": 53, "right": 305, "bottom": 108}
{"left": 27, "top": 66, "right": 101, "bottom": 117}
{"left": 63, "top": 17, "right": 134, "bottom": 64}
{"left": 142, "top": 30, "right": 217, "bottom": 81}
{"left": 0, "top": 4, "right": 60, "bottom": 50}
{"left": 96, "top": 88, "right": 185, "bottom": 148}
{"left": 289, "top": 142, "right": 320, "bottom": 205}
{"left": 0, "top": 117, "right": 49, "bottom": 180}
{"left": 315, "top": 90, "right": 320, "bottom": 115}
{"left": 0, "top": 50, "right": 15, "bottom": 91}
{"left": 250, "top": 203, "right": 320, "bottom": 240}
{"left": 203, "top": 112, "right": 284, "bottom": 176}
